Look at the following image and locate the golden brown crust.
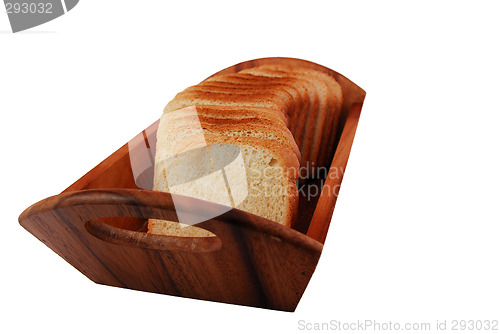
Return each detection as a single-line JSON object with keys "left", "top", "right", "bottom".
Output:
{"left": 170, "top": 115, "right": 301, "bottom": 161}
{"left": 167, "top": 104, "right": 288, "bottom": 125}
{"left": 165, "top": 90, "right": 287, "bottom": 116}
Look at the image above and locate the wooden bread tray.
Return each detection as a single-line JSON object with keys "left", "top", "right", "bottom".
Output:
{"left": 19, "top": 57, "right": 365, "bottom": 311}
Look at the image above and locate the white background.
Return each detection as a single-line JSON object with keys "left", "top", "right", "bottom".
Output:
{"left": 1, "top": 1, "right": 499, "bottom": 333}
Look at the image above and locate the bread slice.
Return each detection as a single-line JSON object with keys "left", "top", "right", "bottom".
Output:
{"left": 169, "top": 115, "right": 301, "bottom": 161}
{"left": 164, "top": 90, "right": 287, "bottom": 123}
{"left": 164, "top": 104, "right": 288, "bottom": 125}
{"left": 149, "top": 134, "right": 299, "bottom": 236}
{"left": 304, "top": 71, "right": 343, "bottom": 167}
{"left": 176, "top": 85, "right": 290, "bottom": 125}
{"left": 193, "top": 81, "right": 294, "bottom": 113}
{"left": 283, "top": 66, "right": 332, "bottom": 169}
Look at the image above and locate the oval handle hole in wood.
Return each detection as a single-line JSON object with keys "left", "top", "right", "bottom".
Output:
{"left": 85, "top": 218, "right": 222, "bottom": 253}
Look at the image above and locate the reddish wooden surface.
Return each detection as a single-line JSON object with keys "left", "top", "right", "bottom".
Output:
{"left": 20, "top": 189, "right": 321, "bottom": 310}
{"left": 306, "top": 103, "right": 363, "bottom": 243}
{"left": 18, "top": 57, "right": 365, "bottom": 311}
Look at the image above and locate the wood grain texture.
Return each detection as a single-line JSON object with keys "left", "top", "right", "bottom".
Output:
{"left": 306, "top": 103, "right": 363, "bottom": 243}
{"left": 20, "top": 189, "right": 322, "bottom": 310}
{"left": 18, "top": 57, "right": 365, "bottom": 311}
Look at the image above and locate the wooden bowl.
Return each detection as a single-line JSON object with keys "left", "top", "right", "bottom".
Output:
{"left": 19, "top": 57, "right": 365, "bottom": 311}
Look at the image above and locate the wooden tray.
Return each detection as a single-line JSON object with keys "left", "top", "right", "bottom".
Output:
{"left": 19, "top": 57, "right": 365, "bottom": 311}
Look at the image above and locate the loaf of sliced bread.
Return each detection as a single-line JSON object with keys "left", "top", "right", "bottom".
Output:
{"left": 148, "top": 64, "right": 343, "bottom": 237}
